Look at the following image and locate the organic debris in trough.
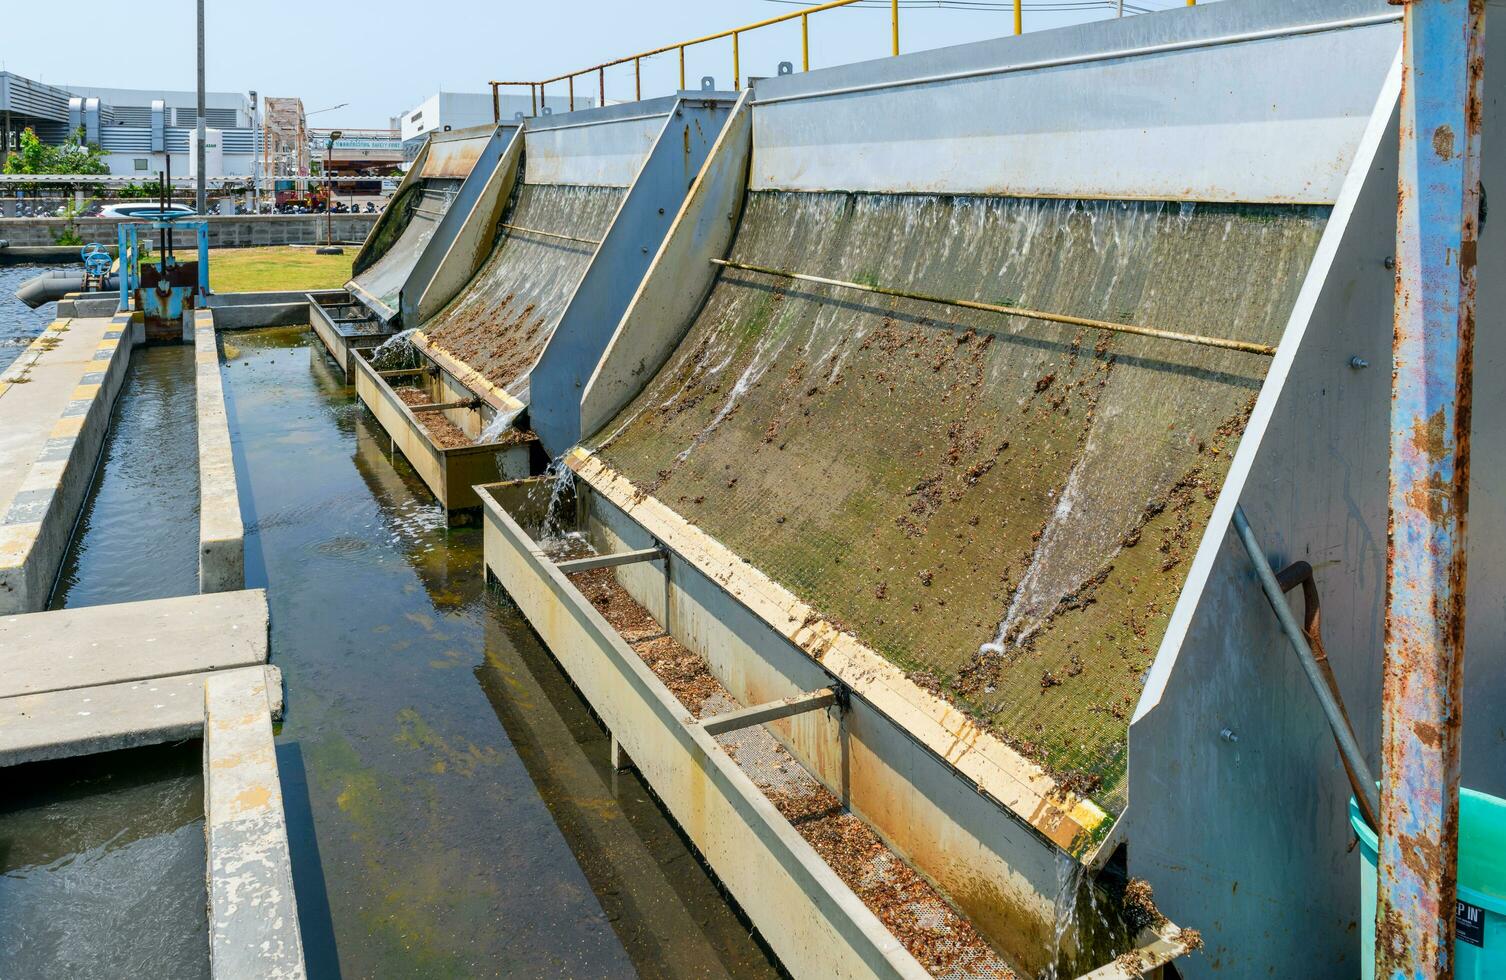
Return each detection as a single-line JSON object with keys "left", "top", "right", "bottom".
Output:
{"left": 567, "top": 564, "right": 1019, "bottom": 978}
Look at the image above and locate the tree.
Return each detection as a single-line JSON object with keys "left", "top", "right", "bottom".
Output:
{"left": 3, "top": 127, "right": 110, "bottom": 181}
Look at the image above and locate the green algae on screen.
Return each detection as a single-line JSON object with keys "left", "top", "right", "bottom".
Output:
{"left": 420, "top": 181, "right": 626, "bottom": 394}
{"left": 590, "top": 190, "right": 1330, "bottom": 812}
{"left": 220, "top": 326, "right": 777, "bottom": 978}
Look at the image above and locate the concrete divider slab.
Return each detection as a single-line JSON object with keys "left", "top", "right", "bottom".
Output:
{"left": 0, "top": 664, "right": 283, "bottom": 767}
{"left": 204, "top": 666, "right": 306, "bottom": 979}
{"left": 0, "top": 589, "right": 274, "bottom": 765}
{"left": 195, "top": 310, "right": 245, "bottom": 592}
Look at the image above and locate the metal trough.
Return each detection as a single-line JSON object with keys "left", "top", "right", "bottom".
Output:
{"left": 351, "top": 345, "right": 534, "bottom": 521}
{"left": 480, "top": 477, "right": 1195, "bottom": 978}
{"left": 306, "top": 290, "right": 394, "bottom": 382}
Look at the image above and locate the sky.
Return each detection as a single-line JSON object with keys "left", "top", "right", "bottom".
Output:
{"left": 2, "top": 0, "right": 1202, "bottom": 130}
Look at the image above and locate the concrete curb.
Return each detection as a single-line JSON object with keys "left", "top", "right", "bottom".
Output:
{"left": 204, "top": 666, "right": 306, "bottom": 979}
{"left": 195, "top": 310, "right": 244, "bottom": 592}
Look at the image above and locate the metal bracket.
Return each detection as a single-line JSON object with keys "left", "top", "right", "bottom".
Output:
{"left": 555, "top": 547, "right": 666, "bottom": 575}
{"left": 700, "top": 76, "right": 716, "bottom": 91}
{"left": 700, "top": 687, "right": 838, "bottom": 737}
{"left": 777, "top": 61, "right": 794, "bottom": 76}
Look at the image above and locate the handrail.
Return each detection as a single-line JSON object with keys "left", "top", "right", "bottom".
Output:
{"left": 489, "top": 0, "right": 1202, "bottom": 121}
{"left": 490, "top": 0, "right": 900, "bottom": 119}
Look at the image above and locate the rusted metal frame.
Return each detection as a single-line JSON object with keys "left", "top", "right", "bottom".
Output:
{"left": 1232, "top": 506, "right": 1382, "bottom": 829}
{"left": 701, "top": 688, "right": 838, "bottom": 737}
{"left": 377, "top": 367, "right": 431, "bottom": 379}
{"left": 555, "top": 547, "right": 666, "bottom": 575}
{"left": 600, "top": 67, "right": 606, "bottom": 108}
{"left": 500, "top": 223, "right": 602, "bottom": 247}
{"left": 733, "top": 32, "right": 741, "bottom": 91}
{"left": 1274, "top": 559, "right": 1382, "bottom": 832}
{"left": 1378, "top": 1, "right": 1486, "bottom": 976}
{"left": 491, "top": 82, "right": 499, "bottom": 124}
{"left": 710, "top": 257, "right": 1276, "bottom": 356}
{"left": 635, "top": 58, "right": 641, "bottom": 101}
{"left": 568, "top": 75, "right": 575, "bottom": 112}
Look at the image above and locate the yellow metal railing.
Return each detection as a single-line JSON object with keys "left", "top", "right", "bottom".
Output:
{"left": 490, "top": 0, "right": 900, "bottom": 120}
{"left": 489, "top": 0, "right": 1198, "bottom": 121}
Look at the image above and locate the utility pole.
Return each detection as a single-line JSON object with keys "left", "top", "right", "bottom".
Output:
{"left": 1377, "top": 1, "right": 1486, "bottom": 977}
{"left": 196, "top": 0, "right": 207, "bottom": 214}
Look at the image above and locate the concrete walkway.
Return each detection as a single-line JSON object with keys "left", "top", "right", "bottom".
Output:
{"left": 0, "top": 589, "right": 276, "bottom": 764}
{"left": 0, "top": 313, "right": 132, "bottom": 613}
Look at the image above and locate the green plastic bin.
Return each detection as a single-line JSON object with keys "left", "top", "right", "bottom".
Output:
{"left": 1351, "top": 789, "right": 1506, "bottom": 979}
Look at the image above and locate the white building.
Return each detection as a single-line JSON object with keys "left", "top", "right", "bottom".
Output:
{"left": 398, "top": 90, "right": 589, "bottom": 161}
{"left": 0, "top": 73, "right": 260, "bottom": 180}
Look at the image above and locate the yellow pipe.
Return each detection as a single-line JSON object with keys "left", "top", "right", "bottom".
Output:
{"left": 801, "top": 14, "right": 810, "bottom": 70}
{"left": 733, "top": 32, "right": 740, "bottom": 91}
{"left": 891, "top": 0, "right": 899, "bottom": 56}
{"left": 679, "top": 45, "right": 686, "bottom": 89}
{"left": 1014, "top": 0, "right": 1022, "bottom": 35}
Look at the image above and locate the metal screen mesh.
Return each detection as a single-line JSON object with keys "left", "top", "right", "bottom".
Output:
{"left": 421, "top": 182, "right": 626, "bottom": 400}
{"left": 589, "top": 190, "right": 1328, "bottom": 812}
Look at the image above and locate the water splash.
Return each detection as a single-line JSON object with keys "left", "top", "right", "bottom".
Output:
{"left": 477, "top": 403, "right": 524, "bottom": 445}
{"left": 369, "top": 328, "right": 417, "bottom": 369}
{"left": 1045, "top": 851, "right": 1086, "bottom": 979}
{"left": 538, "top": 460, "right": 576, "bottom": 544}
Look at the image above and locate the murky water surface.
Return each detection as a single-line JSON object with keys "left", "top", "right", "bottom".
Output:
{"left": 51, "top": 344, "right": 201, "bottom": 609}
{"left": 0, "top": 265, "right": 62, "bottom": 371}
{"left": 221, "top": 326, "right": 778, "bottom": 977}
{"left": 0, "top": 745, "right": 210, "bottom": 979}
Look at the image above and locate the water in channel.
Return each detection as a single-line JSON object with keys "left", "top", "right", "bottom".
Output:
{"left": 219, "top": 325, "right": 779, "bottom": 977}
{"left": 0, "top": 265, "right": 62, "bottom": 371}
{"left": 3, "top": 339, "right": 207, "bottom": 979}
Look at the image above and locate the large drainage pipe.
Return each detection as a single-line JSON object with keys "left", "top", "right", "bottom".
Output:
{"left": 14, "top": 270, "right": 110, "bottom": 309}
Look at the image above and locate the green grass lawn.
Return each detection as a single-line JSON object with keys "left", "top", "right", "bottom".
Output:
{"left": 138, "top": 246, "right": 352, "bottom": 293}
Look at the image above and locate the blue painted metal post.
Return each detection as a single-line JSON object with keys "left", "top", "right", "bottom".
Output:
{"left": 196, "top": 221, "right": 210, "bottom": 295}
{"left": 1379, "top": 1, "right": 1486, "bottom": 977}
{"left": 116, "top": 223, "right": 133, "bottom": 312}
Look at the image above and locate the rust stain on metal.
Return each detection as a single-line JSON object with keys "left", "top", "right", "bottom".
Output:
{"left": 1432, "top": 124, "right": 1456, "bottom": 160}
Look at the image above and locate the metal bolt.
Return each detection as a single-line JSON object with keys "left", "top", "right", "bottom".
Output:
{"left": 1384, "top": 255, "right": 1396, "bottom": 270}
{"left": 1220, "top": 728, "right": 1239, "bottom": 743}
{"left": 1349, "top": 356, "right": 1370, "bottom": 370}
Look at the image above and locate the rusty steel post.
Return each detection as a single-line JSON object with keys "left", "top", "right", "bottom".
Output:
{"left": 491, "top": 82, "right": 499, "bottom": 124}
{"left": 1378, "top": 1, "right": 1486, "bottom": 978}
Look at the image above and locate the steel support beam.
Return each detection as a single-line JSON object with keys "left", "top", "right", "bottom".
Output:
{"left": 1379, "top": 2, "right": 1486, "bottom": 977}
{"left": 555, "top": 547, "right": 665, "bottom": 575}
{"left": 701, "top": 688, "right": 837, "bottom": 737}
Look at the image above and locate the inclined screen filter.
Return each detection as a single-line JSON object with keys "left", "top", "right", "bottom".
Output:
{"left": 589, "top": 190, "right": 1329, "bottom": 812}
{"left": 421, "top": 183, "right": 626, "bottom": 399}
{"left": 352, "top": 178, "right": 463, "bottom": 316}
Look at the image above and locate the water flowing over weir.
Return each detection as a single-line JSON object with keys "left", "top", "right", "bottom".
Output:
{"left": 421, "top": 183, "right": 626, "bottom": 397}
{"left": 590, "top": 190, "right": 1330, "bottom": 810}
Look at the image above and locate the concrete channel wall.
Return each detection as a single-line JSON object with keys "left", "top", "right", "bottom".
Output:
{"left": 204, "top": 668, "right": 307, "bottom": 978}
{"left": 0, "top": 213, "right": 378, "bottom": 248}
{"left": 195, "top": 309, "right": 244, "bottom": 592}
{"left": 0, "top": 312, "right": 133, "bottom": 613}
